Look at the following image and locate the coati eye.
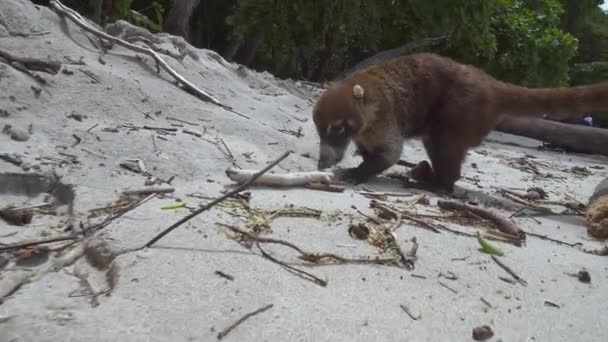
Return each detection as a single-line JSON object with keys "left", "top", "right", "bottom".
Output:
{"left": 327, "top": 120, "right": 346, "bottom": 137}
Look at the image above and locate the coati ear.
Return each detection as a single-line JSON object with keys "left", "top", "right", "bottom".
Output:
{"left": 353, "top": 84, "right": 365, "bottom": 100}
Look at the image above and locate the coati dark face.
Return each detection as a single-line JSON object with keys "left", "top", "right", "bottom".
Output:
{"left": 315, "top": 119, "right": 354, "bottom": 170}
{"left": 313, "top": 84, "right": 366, "bottom": 170}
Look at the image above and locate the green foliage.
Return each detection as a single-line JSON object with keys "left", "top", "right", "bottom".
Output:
{"left": 569, "top": 61, "right": 608, "bottom": 85}
{"left": 570, "top": 62, "right": 608, "bottom": 127}
{"left": 113, "top": 0, "right": 165, "bottom": 32}
{"left": 488, "top": 0, "right": 578, "bottom": 86}
{"left": 226, "top": 0, "right": 577, "bottom": 85}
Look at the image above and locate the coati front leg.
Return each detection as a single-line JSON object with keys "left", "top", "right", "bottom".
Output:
{"left": 422, "top": 133, "right": 469, "bottom": 193}
{"left": 337, "top": 135, "right": 403, "bottom": 184}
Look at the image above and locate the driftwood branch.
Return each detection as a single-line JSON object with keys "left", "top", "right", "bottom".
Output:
{"left": 225, "top": 168, "right": 334, "bottom": 187}
{"left": 437, "top": 200, "right": 525, "bottom": 240}
{"left": 143, "top": 151, "right": 291, "bottom": 248}
{"left": 49, "top": 1, "right": 246, "bottom": 118}
{"left": 496, "top": 117, "right": 608, "bottom": 157}
{"left": 0, "top": 49, "right": 61, "bottom": 74}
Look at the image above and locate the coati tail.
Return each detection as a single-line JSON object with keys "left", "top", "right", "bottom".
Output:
{"left": 494, "top": 81, "right": 608, "bottom": 119}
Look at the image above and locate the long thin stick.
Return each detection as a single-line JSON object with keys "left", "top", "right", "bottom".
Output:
{"left": 257, "top": 243, "right": 327, "bottom": 287}
{"left": 491, "top": 255, "right": 527, "bottom": 286}
{"left": 0, "top": 236, "right": 76, "bottom": 252}
{"left": 217, "top": 303, "right": 274, "bottom": 340}
{"left": 49, "top": 1, "right": 248, "bottom": 119}
{"left": 144, "top": 151, "right": 291, "bottom": 247}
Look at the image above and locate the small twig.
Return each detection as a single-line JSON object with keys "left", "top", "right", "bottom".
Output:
{"left": 451, "top": 255, "right": 470, "bottom": 262}
{"left": 182, "top": 129, "right": 203, "bottom": 138}
{"left": 544, "top": 300, "right": 561, "bottom": 309}
{"left": 71, "top": 134, "right": 82, "bottom": 147}
{"left": 438, "top": 280, "right": 458, "bottom": 294}
{"left": 357, "top": 190, "right": 416, "bottom": 198}
{"left": 214, "top": 270, "right": 234, "bottom": 281}
{"left": 257, "top": 243, "right": 327, "bottom": 287}
{"left": 0, "top": 49, "right": 61, "bottom": 74}
{"left": 123, "top": 187, "right": 175, "bottom": 196}
{"left": 370, "top": 200, "right": 441, "bottom": 234}
{"left": 526, "top": 232, "right": 577, "bottom": 247}
{"left": 143, "top": 125, "right": 178, "bottom": 132}
{"left": 305, "top": 182, "right": 345, "bottom": 193}
{"left": 491, "top": 255, "right": 527, "bottom": 286}
{"left": 167, "top": 117, "right": 199, "bottom": 126}
{"left": 217, "top": 303, "right": 274, "bottom": 340}
{"left": 78, "top": 68, "right": 100, "bottom": 83}
{"left": 143, "top": 151, "right": 291, "bottom": 248}
{"left": 86, "top": 123, "right": 99, "bottom": 132}
{"left": 400, "top": 304, "right": 420, "bottom": 321}
{"left": 411, "top": 274, "right": 427, "bottom": 279}
{"left": 80, "top": 148, "right": 107, "bottom": 159}
{"left": 437, "top": 200, "right": 525, "bottom": 240}
{"left": 221, "top": 223, "right": 396, "bottom": 267}
{"left": 218, "top": 137, "right": 237, "bottom": 166}
{"left": 480, "top": 297, "right": 493, "bottom": 308}
{"left": 0, "top": 235, "right": 77, "bottom": 252}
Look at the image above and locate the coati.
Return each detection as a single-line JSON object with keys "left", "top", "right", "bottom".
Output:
{"left": 313, "top": 53, "right": 608, "bottom": 193}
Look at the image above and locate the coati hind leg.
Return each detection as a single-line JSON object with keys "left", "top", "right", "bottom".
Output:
{"left": 422, "top": 133, "right": 469, "bottom": 193}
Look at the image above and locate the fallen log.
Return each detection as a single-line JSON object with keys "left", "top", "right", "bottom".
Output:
{"left": 586, "top": 177, "right": 608, "bottom": 238}
{"left": 495, "top": 117, "right": 608, "bottom": 156}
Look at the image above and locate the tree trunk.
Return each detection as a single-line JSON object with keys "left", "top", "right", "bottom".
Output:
{"left": 233, "top": 29, "right": 265, "bottom": 66}
{"left": 164, "top": 0, "right": 200, "bottom": 42}
{"left": 495, "top": 117, "right": 608, "bottom": 156}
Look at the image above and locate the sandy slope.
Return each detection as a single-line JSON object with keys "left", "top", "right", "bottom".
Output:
{"left": 1, "top": 1, "right": 607, "bottom": 341}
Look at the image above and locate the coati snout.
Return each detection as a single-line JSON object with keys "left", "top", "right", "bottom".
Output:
{"left": 317, "top": 120, "right": 352, "bottom": 170}
{"left": 314, "top": 85, "right": 366, "bottom": 170}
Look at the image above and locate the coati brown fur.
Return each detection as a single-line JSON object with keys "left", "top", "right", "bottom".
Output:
{"left": 313, "top": 53, "right": 608, "bottom": 192}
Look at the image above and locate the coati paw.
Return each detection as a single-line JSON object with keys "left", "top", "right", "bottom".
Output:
{"left": 334, "top": 167, "right": 367, "bottom": 185}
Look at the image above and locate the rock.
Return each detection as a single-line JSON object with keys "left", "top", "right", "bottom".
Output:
{"left": 2, "top": 124, "right": 30, "bottom": 141}
{"left": 472, "top": 325, "right": 494, "bottom": 341}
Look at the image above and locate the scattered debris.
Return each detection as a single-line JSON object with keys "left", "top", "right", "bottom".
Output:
{"left": 0, "top": 206, "right": 34, "bottom": 226}
{"left": 437, "top": 200, "right": 525, "bottom": 240}
{"left": 544, "top": 300, "right": 561, "bottom": 309}
{"left": 182, "top": 129, "right": 203, "bottom": 138}
{"left": 476, "top": 232, "right": 505, "bottom": 256}
{"left": 217, "top": 303, "right": 274, "bottom": 340}
{"left": 144, "top": 151, "right": 291, "bottom": 248}
{"left": 214, "top": 271, "right": 234, "bottom": 281}
{"left": 2, "top": 124, "right": 30, "bottom": 142}
{"left": 438, "top": 280, "right": 458, "bottom": 294}
{"left": 167, "top": 116, "right": 199, "bottom": 126}
{"left": 349, "top": 222, "right": 370, "bottom": 240}
{"left": 0, "top": 153, "right": 23, "bottom": 166}
{"left": 123, "top": 187, "right": 175, "bottom": 196}
{"left": 0, "top": 48, "right": 61, "bottom": 74}
{"left": 67, "top": 112, "right": 86, "bottom": 122}
{"left": 472, "top": 325, "right": 494, "bottom": 341}
{"left": 480, "top": 297, "right": 493, "bottom": 309}
{"left": 277, "top": 127, "right": 304, "bottom": 138}
{"left": 491, "top": 255, "right": 527, "bottom": 286}
{"left": 400, "top": 304, "right": 421, "bottom": 321}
